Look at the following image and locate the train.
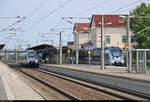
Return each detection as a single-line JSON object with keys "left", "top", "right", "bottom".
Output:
{"left": 18, "top": 50, "right": 39, "bottom": 67}
{"left": 72, "top": 46, "right": 125, "bottom": 66}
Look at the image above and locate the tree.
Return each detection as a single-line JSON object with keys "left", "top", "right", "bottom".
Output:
{"left": 130, "top": 2, "right": 150, "bottom": 49}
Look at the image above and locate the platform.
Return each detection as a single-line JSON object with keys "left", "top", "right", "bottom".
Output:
{"left": 0, "top": 61, "right": 44, "bottom": 100}
{"left": 44, "top": 64, "right": 150, "bottom": 82}
{"left": 0, "top": 75, "right": 7, "bottom": 100}
{"left": 40, "top": 64, "right": 150, "bottom": 96}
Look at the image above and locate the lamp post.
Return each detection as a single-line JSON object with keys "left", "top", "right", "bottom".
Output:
{"left": 101, "top": 15, "right": 105, "bottom": 70}
{"left": 59, "top": 31, "right": 62, "bottom": 65}
{"left": 99, "top": 15, "right": 112, "bottom": 70}
{"left": 74, "top": 31, "right": 79, "bottom": 64}
{"left": 119, "top": 15, "right": 131, "bottom": 72}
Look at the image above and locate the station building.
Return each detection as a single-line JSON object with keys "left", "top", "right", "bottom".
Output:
{"left": 72, "top": 14, "right": 135, "bottom": 50}
{"left": 73, "top": 23, "right": 91, "bottom": 49}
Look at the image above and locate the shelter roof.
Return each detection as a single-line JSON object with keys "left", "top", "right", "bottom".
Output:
{"left": 0, "top": 44, "right": 5, "bottom": 50}
{"left": 27, "top": 44, "right": 56, "bottom": 51}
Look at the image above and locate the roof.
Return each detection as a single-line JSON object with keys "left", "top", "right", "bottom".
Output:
{"left": 27, "top": 44, "right": 56, "bottom": 51}
{"left": 67, "top": 41, "right": 74, "bottom": 45}
{"left": 0, "top": 44, "right": 5, "bottom": 50}
{"left": 74, "top": 23, "right": 90, "bottom": 33}
{"left": 91, "top": 15, "right": 128, "bottom": 28}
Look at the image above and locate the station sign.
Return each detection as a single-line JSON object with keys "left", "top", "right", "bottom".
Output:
{"left": 88, "top": 50, "right": 91, "bottom": 55}
{"left": 67, "top": 48, "right": 71, "bottom": 54}
{"left": 125, "top": 42, "right": 129, "bottom": 49}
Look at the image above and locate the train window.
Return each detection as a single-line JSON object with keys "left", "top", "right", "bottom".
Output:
{"left": 111, "top": 49, "right": 122, "bottom": 57}
{"left": 28, "top": 52, "right": 36, "bottom": 57}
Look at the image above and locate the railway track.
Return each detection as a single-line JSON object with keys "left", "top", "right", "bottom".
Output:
{"left": 9, "top": 64, "right": 149, "bottom": 100}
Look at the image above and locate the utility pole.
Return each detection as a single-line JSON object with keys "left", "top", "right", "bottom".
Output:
{"left": 16, "top": 39, "right": 20, "bottom": 64}
{"left": 76, "top": 32, "right": 79, "bottom": 64}
{"left": 101, "top": 15, "right": 105, "bottom": 70}
{"left": 59, "top": 32, "right": 62, "bottom": 64}
{"left": 88, "top": 31, "right": 91, "bottom": 64}
{"left": 51, "top": 40, "right": 53, "bottom": 45}
{"left": 126, "top": 15, "right": 131, "bottom": 73}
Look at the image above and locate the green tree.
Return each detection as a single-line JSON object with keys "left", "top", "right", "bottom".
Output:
{"left": 130, "top": 2, "right": 150, "bottom": 49}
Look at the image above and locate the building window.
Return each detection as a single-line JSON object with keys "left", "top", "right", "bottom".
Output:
{"left": 105, "top": 35, "right": 110, "bottom": 44}
{"left": 118, "top": 19, "right": 124, "bottom": 24}
{"left": 122, "top": 36, "right": 126, "bottom": 43}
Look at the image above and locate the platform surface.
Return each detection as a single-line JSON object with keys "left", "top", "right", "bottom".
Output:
{"left": 44, "top": 64, "right": 150, "bottom": 82}
{"left": 0, "top": 75, "right": 7, "bottom": 100}
{"left": 0, "top": 62, "right": 44, "bottom": 100}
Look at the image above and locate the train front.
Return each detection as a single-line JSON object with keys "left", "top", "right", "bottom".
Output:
{"left": 109, "top": 47, "right": 124, "bottom": 66}
{"left": 27, "top": 50, "right": 39, "bottom": 67}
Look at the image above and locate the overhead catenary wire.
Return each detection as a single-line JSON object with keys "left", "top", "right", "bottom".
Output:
{"left": 75, "top": 0, "right": 111, "bottom": 16}
{"left": 0, "top": 16, "right": 25, "bottom": 19}
{"left": 25, "top": 0, "right": 73, "bottom": 31}
{"left": 1, "top": 0, "right": 17, "bottom": 15}
{"left": 0, "top": 17, "right": 26, "bottom": 32}
{"left": 27, "top": 0, "right": 47, "bottom": 17}
{"left": 8, "top": 0, "right": 48, "bottom": 42}
{"left": 15, "top": 0, "right": 47, "bottom": 29}
{"left": 109, "top": 0, "right": 142, "bottom": 13}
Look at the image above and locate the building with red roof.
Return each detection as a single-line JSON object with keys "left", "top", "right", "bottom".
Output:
{"left": 90, "top": 14, "right": 131, "bottom": 49}
{"left": 72, "top": 14, "right": 134, "bottom": 49}
{"left": 73, "top": 23, "right": 91, "bottom": 49}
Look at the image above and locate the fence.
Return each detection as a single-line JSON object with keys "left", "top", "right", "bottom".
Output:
{"left": 127, "top": 49, "right": 150, "bottom": 74}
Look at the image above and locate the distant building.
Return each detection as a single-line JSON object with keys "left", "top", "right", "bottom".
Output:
{"left": 90, "top": 15, "right": 132, "bottom": 49}
{"left": 73, "top": 23, "right": 91, "bottom": 49}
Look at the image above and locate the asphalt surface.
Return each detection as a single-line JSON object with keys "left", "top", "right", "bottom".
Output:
{"left": 0, "top": 75, "right": 7, "bottom": 100}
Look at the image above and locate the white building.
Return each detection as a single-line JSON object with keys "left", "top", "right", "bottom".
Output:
{"left": 73, "top": 23, "right": 91, "bottom": 49}
{"left": 90, "top": 15, "right": 131, "bottom": 49}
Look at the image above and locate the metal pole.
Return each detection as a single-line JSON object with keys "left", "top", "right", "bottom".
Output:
{"left": 126, "top": 50, "right": 128, "bottom": 71}
{"left": 136, "top": 51, "right": 139, "bottom": 74}
{"left": 76, "top": 32, "right": 79, "bottom": 64}
{"left": 16, "top": 50, "right": 18, "bottom": 64}
{"left": 16, "top": 39, "right": 20, "bottom": 64}
{"left": 129, "top": 50, "right": 132, "bottom": 73}
{"left": 51, "top": 40, "right": 53, "bottom": 45}
{"left": 126, "top": 16, "right": 131, "bottom": 72}
{"left": 101, "top": 15, "right": 104, "bottom": 70}
{"left": 127, "top": 16, "right": 131, "bottom": 49}
{"left": 88, "top": 29, "right": 90, "bottom": 64}
{"left": 128, "top": 15, "right": 131, "bottom": 73}
{"left": 144, "top": 51, "right": 147, "bottom": 73}
{"left": 59, "top": 32, "right": 62, "bottom": 64}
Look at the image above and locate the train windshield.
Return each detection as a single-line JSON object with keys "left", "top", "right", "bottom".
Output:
{"left": 28, "top": 52, "right": 36, "bottom": 57}
{"left": 111, "top": 49, "right": 122, "bottom": 57}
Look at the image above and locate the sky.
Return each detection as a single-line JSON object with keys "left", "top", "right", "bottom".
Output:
{"left": 0, "top": 0, "right": 149, "bottom": 50}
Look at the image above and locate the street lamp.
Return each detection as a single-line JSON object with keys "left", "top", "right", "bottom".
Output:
{"left": 119, "top": 15, "right": 132, "bottom": 72}
{"left": 99, "top": 16, "right": 112, "bottom": 70}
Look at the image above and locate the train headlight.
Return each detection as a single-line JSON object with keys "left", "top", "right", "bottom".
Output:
{"left": 35, "top": 60, "right": 38, "bottom": 63}
{"left": 113, "top": 57, "right": 117, "bottom": 60}
{"left": 118, "top": 57, "right": 121, "bottom": 60}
